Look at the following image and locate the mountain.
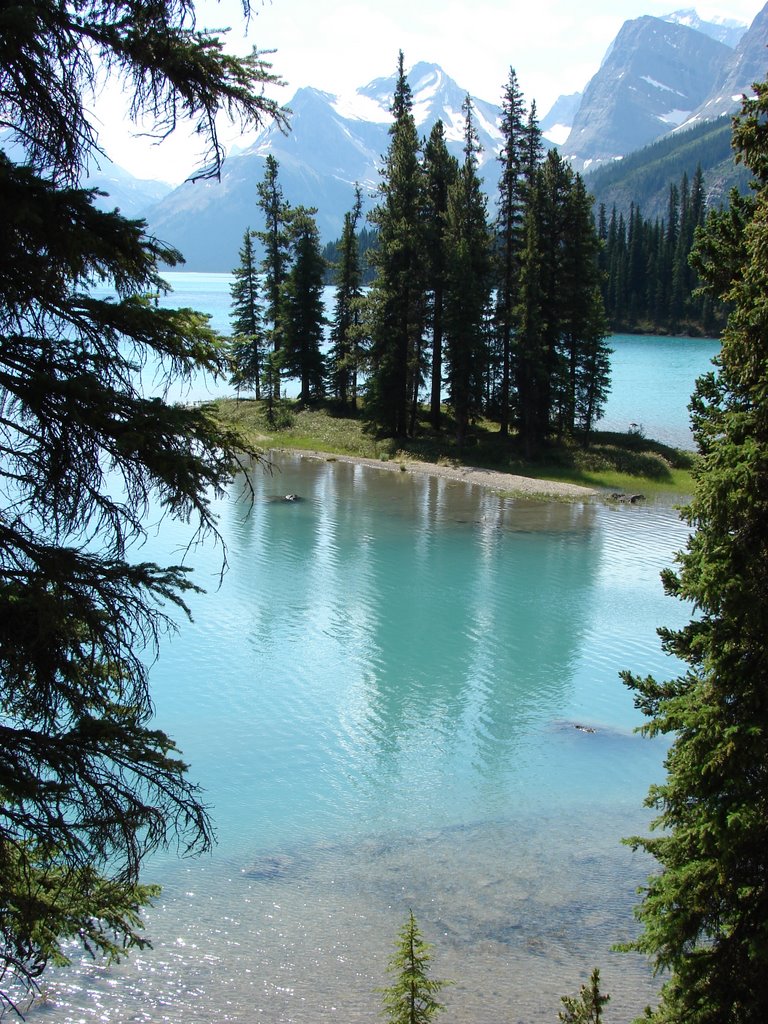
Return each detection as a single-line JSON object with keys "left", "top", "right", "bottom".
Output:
{"left": 85, "top": 157, "right": 173, "bottom": 218}
{"left": 125, "top": 7, "right": 768, "bottom": 271}
{"left": 144, "top": 62, "right": 502, "bottom": 272}
{"left": 538, "top": 9, "right": 747, "bottom": 154}
{"left": 681, "top": 3, "right": 768, "bottom": 124}
{"left": 563, "top": 16, "right": 733, "bottom": 171}
{"left": 540, "top": 93, "right": 582, "bottom": 146}
{"left": 661, "top": 8, "right": 747, "bottom": 47}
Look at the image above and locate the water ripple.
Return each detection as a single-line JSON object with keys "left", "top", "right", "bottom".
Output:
{"left": 37, "top": 460, "right": 691, "bottom": 1023}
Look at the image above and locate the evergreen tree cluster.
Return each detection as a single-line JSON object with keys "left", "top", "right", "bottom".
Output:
{"left": 233, "top": 58, "right": 611, "bottom": 453}
{"left": 598, "top": 168, "right": 726, "bottom": 336}
{"left": 362, "top": 58, "right": 611, "bottom": 450}
{"left": 322, "top": 226, "right": 379, "bottom": 286}
{"left": 230, "top": 154, "right": 327, "bottom": 412}
{"left": 586, "top": 114, "right": 751, "bottom": 227}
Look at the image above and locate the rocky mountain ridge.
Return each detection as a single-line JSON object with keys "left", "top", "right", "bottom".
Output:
{"left": 114, "top": 5, "right": 768, "bottom": 270}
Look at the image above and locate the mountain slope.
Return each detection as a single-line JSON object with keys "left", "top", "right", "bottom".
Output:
{"left": 86, "top": 158, "right": 173, "bottom": 218}
{"left": 682, "top": 3, "right": 768, "bottom": 123}
{"left": 563, "top": 16, "right": 732, "bottom": 171}
{"left": 586, "top": 114, "right": 750, "bottom": 222}
{"left": 145, "top": 62, "right": 502, "bottom": 272}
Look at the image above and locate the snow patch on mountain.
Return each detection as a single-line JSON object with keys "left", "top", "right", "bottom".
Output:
{"left": 658, "top": 107, "right": 692, "bottom": 125}
{"left": 544, "top": 123, "right": 573, "bottom": 146}
{"left": 331, "top": 91, "right": 391, "bottom": 124}
{"left": 641, "top": 75, "right": 684, "bottom": 94}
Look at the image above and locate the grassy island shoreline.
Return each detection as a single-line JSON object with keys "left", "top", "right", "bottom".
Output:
{"left": 211, "top": 397, "right": 697, "bottom": 503}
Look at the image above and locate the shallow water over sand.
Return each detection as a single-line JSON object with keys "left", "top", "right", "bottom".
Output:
{"left": 31, "top": 453, "right": 691, "bottom": 1022}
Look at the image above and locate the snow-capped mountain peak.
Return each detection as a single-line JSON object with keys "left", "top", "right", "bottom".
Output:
{"left": 139, "top": 7, "right": 768, "bottom": 270}
{"left": 330, "top": 61, "right": 502, "bottom": 148}
{"left": 661, "top": 8, "right": 747, "bottom": 46}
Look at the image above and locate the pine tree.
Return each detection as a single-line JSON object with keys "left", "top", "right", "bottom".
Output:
{"left": 494, "top": 67, "right": 528, "bottom": 437}
{"left": 558, "top": 173, "right": 611, "bottom": 439}
{"left": 255, "top": 154, "right": 293, "bottom": 400}
{"left": 379, "top": 911, "right": 448, "bottom": 1024}
{"left": 366, "top": 52, "right": 427, "bottom": 438}
{"left": 523, "top": 100, "right": 544, "bottom": 182}
{"left": 515, "top": 183, "right": 547, "bottom": 457}
{"left": 659, "top": 182, "right": 677, "bottom": 322}
{"left": 558, "top": 968, "right": 610, "bottom": 1024}
{"left": 443, "top": 96, "right": 493, "bottom": 446}
{"left": 620, "top": 81, "right": 768, "bottom": 1023}
{"left": 329, "top": 186, "right": 365, "bottom": 412}
{"left": 423, "top": 121, "right": 458, "bottom": 430}
{"left": 0, "top": 0, "right": 284, "bottom": 1007}
{"left": 281, "top": 206, "right": 327, "bottom": 405}
{"left": 528, "top": 149, "right": 572, "bottom": 443}
{"left": 229, "top": 228, "right": 264, "bottom": 398}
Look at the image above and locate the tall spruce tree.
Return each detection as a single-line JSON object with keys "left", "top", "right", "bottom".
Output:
{"left": 329, "top": 186, "right": 364, "bottom": 412}
{"left": 514, "top": 179, "right": 547, "bottom": 456}
{"left": 443, "top": 96, "right": 493, "bottom": 446}
{"left": 494, "top": 67, "right": 528, "bottom": 437}
{"left": 620, "top": 82, "right": 768, "bottom": 1023}
{"left": 528, "top": 149, "right": 573, "bottom": 444}
{"left": 557, "top": 173, "right": 611, "bottom": 438}
{"left": 366, "top": 52, "right": 427, "bottom": 438}
{"left": 229, "top": 228, "right": 264, "bottom": 398}
{"left": 423, "top": 121, "right": 458, "bottom": 430}
{"left": 281, "top": 206, "right": 327, "bottom": 405}
{"left": 255, "top": 154, "right": 293, "bottom": 400}
{"left": 0, "top": 0, "right": 284, "bottom": 1007}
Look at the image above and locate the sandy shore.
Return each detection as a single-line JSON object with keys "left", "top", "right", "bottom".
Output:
{"left": 271, "top": 448, "right": 598, "bottom": 500}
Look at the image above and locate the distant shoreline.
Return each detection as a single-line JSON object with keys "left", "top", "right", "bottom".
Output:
{"left": 268, "top": 448, "right": 599, "bottom": 501}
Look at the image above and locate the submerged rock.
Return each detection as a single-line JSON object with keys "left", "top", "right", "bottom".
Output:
{"left": 242, "top": 853, "right": 297, "bottom": 880}
{"left": 608, "top": 492, "right": 646, "bottom": 504}
{"left": 265, "top": 493, "right": 303, "bottom": 503}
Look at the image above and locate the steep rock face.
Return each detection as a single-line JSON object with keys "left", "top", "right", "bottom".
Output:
{"left": 682, "top": 3, "right": 768, "bottom": 123}
{"left": 144, "top": 62, "right": 502, "bottom": 272}
{"left": 563, "top": 16, "right": 731, "bottom": 171}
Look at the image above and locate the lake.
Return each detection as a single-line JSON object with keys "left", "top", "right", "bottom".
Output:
{"left": 32, "top": 274, "right": 719, "bottom": 1023}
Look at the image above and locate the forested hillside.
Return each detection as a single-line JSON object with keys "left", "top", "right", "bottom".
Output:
{"left": 597, "top": 168, "right": 728, "bottom": 335}
{"left": 587, "top": 116, "right": 751, "bottom": 222}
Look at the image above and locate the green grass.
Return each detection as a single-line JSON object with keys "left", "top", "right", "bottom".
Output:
{"left": 210, "top": 397, "right": 697, "bottom": 500}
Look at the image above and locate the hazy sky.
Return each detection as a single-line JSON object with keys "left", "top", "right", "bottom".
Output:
{"left": 96, "top": 0, "right": 766, "bottom": 182}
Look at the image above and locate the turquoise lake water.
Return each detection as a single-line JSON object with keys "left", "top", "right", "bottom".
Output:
{"left": 32, "top": 274, "right": 719, "bottom": 1022}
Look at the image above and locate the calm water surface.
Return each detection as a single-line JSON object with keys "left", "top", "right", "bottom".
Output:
{"left": 33, "top": 273, "right": 712, "bottom": 1022}
{"left": 35, "top": 451, "right": 693, "bottom": 1023}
